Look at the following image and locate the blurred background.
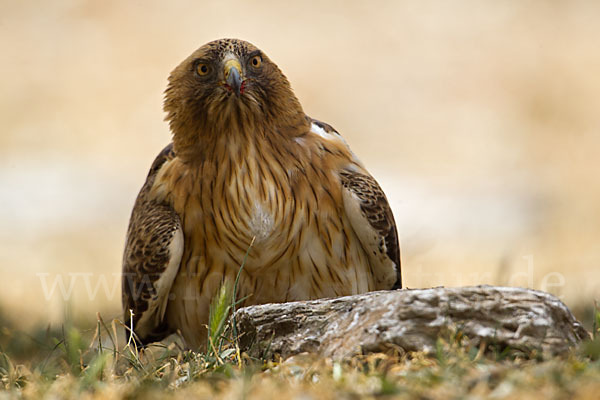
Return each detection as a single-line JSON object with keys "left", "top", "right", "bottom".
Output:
{"left": 1, "top": 0, "right": 599, "bottom": 332}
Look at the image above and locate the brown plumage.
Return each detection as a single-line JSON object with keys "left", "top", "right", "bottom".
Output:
{"left": 122, "top": 38, "right": 401, "bottom": 349}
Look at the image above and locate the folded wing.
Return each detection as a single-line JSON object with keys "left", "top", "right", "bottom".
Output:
{"left": 121, "top": 144, "right": 183, "bottom": 344}
{"left": 340, "top": 167, "right": 402, "bottom": 290}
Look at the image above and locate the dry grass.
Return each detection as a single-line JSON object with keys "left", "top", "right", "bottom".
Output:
{"left": 1, "top": 284, "right": 600, "bottom": 399}
{"left": 1, "top": 310, "right": 600, "bottom": 400}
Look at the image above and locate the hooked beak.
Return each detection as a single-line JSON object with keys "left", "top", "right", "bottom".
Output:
{"left": 224, "top": 59, "right": 243, "bottom": 96}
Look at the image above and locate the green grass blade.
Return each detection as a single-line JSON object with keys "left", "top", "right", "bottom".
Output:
{"left": 207, "top": 279, "right": 233, "bottom": 357}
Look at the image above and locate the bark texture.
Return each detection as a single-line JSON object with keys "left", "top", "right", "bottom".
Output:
{"left": 234, "top": 286, "right": 589, "bottom": 360}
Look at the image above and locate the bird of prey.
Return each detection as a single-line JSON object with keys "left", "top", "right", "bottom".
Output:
{"left": 122, "top": 38, "right": 401, "bottom": 349}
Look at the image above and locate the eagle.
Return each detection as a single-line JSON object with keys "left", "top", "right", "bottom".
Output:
{"left": 122, "top": 38, "right": 401, "bottom": 349}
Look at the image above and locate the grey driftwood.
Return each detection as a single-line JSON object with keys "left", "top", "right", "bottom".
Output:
{"left": 234, "top": 286, "right": 589, "bottom": 360}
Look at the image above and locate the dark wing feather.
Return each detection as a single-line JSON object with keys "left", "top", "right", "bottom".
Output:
{"left": 121, "top": 143, "right": 183, "bottom": 344}
{"left": 340, "top": 170, "right": 402, "bottom": 289}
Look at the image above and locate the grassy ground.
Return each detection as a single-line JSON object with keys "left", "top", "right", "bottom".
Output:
{"left": 1, "top": 300, "right": 600, "bottom": 399}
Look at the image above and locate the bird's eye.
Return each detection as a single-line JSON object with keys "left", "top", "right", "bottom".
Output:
{"left": 250, "top": 55, "right": 262, "bottom": 68}
{"left": 196, "top": 63, "right": 210, "bottom": 76}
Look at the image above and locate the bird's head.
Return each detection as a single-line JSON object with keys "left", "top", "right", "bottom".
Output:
{"left": 164, "top": 39, "right": 308, "bottom": 158}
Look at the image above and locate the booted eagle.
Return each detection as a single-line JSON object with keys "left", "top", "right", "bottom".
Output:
{"left": 122, "top": 38, "right": 401, "bottom": 349}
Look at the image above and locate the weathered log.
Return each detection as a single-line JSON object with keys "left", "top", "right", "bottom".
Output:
{"left": 234, "top": 286, "right": 589, "bottom": 360}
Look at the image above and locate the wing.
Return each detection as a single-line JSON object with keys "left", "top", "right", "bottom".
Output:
{"left": 309, "top": 118, "right": 401, "bottom": 289}
{"left": 121, "top": 143, "right": 183, "bottom": 344}
{"left": 339, "top": 168, "right": 402, "bottom": 290}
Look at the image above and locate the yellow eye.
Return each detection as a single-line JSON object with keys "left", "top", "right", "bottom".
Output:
{"left": 250, "top": 55, "right": 262, "bottom": 68}
{"left": 196, "top": 63, "right": 210, "bottom": 76}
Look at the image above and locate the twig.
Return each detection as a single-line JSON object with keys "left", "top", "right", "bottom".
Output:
{"left": 232, "top": 236, "right": 255, "bottom": 345}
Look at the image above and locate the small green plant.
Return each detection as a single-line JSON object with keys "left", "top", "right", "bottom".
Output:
{"left": 593, "top": 301, "right": 600, "bottom": 340}
{"left": 207, "top": 279, "right": 234, "bottom": 361}
{"left": 61, "top": 324, "right": 88, "bottom": 375}
{"left": 0, "top": 350, "right": 28, "bottom": 389}
{"left": 231, "top": 237, "right": 256, "bottom": 346}
{"left": 579, "top": 301, "right": 600, "bottom": 361}
{"left": 204, "top": 236, "right": 256, "bottom": 369}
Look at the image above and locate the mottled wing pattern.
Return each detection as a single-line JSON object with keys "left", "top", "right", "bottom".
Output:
{"left": 340, "top": 170, "right": 402, "bottom": 289}
{"left": 122, "top": 143, "right": 183, "bottom": 344}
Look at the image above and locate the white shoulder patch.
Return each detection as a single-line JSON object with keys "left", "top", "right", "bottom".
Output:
{"left": 310, "top": 122, "right": 349, "bottom": 146}
{"left": 310, "top": 123, "right": 332, "bottom": 139}
{"left": 309, "top": 121, "right": 365, "bottom": 167}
